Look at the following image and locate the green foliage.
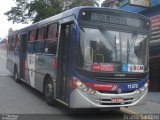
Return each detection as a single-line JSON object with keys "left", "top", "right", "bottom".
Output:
{"left": 65, "top": 0, "right": 99, "bottom": 9}
{"left": 4, "top": 0, "right": 29, "bottom": 23}
{"left": 5, "top": 0, "right": 99, "bottom": 23}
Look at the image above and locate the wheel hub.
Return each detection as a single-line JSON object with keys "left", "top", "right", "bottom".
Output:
{"left": 45, "top": 84, "right": 53, "bottom": 97}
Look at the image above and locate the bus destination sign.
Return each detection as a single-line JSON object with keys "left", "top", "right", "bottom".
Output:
{"left": 79, "top": 10, "right": 149, "bottom": 28}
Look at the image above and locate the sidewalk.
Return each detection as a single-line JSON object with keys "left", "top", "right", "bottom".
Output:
{"left": 147, "top": 92, "right": 160, "bottom": 104}
{"left": 125, "top": 92, "right": 160, "bottom": 114}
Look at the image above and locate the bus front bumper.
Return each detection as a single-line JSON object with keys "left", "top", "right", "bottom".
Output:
{"left": 69, "top": 85, "right": 148, "bottom": 108}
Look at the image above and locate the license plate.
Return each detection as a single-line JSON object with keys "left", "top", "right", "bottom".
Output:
{"left": 111, "top": 98, "right": 124, "bottom": 103}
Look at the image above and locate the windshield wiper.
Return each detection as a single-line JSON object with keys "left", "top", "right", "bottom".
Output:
{"left": 127, "top": 32, "right": 138, "bottom": 63}
{"left": 99, "top": 28, "right": 118, "bottom": 62}
{"left": 99, "top": 28, "right": 115, "bottom": 50}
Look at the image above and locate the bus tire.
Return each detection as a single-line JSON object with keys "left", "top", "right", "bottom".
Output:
{"left": 44, "top": 77, "right": 55, "bottom": 106}
{"left": 14, "top": 66, "right": 20, "bottom": 82}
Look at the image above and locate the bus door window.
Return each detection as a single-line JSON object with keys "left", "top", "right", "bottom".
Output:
{"left": 20, "top": 34, "right": 27, "bottom": 80}
{"left": 57, "top": 23, "right": 71, "bottom": 101}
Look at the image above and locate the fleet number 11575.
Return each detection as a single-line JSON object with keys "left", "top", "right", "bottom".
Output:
{"left": 128, "top": 84, "right": 138, "bottom": 89}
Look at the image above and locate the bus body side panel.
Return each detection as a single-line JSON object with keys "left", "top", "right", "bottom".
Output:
{"left": 35, "top": 54, "right": 56, "bottom": 92}
{"left": 15, "top": 50, "right": 20, "bottom": 77}
{"left": 25, "top": 53, "right": 36, "bottom": 87}
{"left": 25, "top": 53, "right": 56, "bottom": 92}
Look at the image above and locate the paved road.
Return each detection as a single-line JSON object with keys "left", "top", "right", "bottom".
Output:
{"left": 0, "top": 49, "right": 126, "bottom": 120}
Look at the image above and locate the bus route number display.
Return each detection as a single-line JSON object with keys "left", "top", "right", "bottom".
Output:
{"left": 79, "top": 10, "right": 148, "bottom": 28}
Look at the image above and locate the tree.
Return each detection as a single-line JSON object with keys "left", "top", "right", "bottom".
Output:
{"left": 5, "top": 0, "right": 99, "bottom": 23}
{"left": 5, "top": 0, "right": 62, "bottom": 23}
{"left": 65, "top": 0, "right": 99, "bottom": 10}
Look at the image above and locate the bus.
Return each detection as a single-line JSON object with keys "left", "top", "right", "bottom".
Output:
{"left": 7, "top": 6, "right": 150, "bottom": 109}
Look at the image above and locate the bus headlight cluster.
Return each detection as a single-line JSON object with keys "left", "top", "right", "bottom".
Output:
{"left": 73, "top": 77, "right": 96, "bottom": 95}
{"left": 137, "top": 82, "right": 149, "bottom": 94}
{"left": 140, "top": 82, "right": 148, "bottom": 91}
{"left": 144, "top": 82, "right": 149, "bottom": 87}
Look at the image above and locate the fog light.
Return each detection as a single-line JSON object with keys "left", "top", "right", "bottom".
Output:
{"left": 136, "top": 90, "right": 141, "bottom": 94}
{"left": 90, "top": 89, "right": 96, "bottom": 94}
{"left": 82, "top": 87, "right": 89, "bottom": 92}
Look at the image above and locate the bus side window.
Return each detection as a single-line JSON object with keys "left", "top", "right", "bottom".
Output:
{"left": 27, "top": 42, "right": 35, "bottom": 53}
{"left": 44, "top": 23, "right": 58, "bottom": 54}
{"left": 8, "top": 36, "right": 12, "bottom": 51}
{"left": 27, "top": 30, "right": 35, "bottom": 53}
{"left": 9, "top": 36, "right": 16, "bottom": 51}
{"left": 45, "top": 41, "right": 57, "bottom": 54}
{"left": 15, "top": 34, "right": 20, "bottom": 52}
{"left": 12, "top": 35, "right": 17, "bottom": 51}
{"left": 35, "top": 27, "right": 45, "bottom": 53}
{"left": 36, "top": 27, "right": 44, "bottom": 40}
{"left": 29, "top": 30, "right": 36, "bottom": 42}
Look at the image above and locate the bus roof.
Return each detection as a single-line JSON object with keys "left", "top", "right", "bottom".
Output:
{"left": 9, "top": 6, "right": 149, "bottom": 36}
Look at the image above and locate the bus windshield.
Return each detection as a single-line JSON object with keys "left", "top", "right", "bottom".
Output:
{"left": 75, "top": 27, "right": 148, "bottom": 73}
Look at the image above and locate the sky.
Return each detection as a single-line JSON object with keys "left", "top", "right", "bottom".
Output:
{"left": 0, "top": 0, "right": 104, "bottom": 39}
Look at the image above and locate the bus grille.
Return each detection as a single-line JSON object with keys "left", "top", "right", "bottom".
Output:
{"left": 98, "top": 90, "right": 135, "bottom": 94}
{"left": 97, "top": 98, "right": 134, "bottom": 105}
{"left": 91, "top": 77, "right": 140, "bottom": 83}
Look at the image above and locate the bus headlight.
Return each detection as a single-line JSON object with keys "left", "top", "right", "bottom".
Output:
{"left": 73, "top": 77, "right": 96, "bottom": 95}
{"left": 144, "top": 82, "right": 149, "bottom": 87}
{"left": 73, "top": 77, "right": 85, "bottom": 88}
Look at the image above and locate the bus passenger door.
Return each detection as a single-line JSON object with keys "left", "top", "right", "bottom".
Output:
{"left": 57, "top": 23, "right": 72, "bottom": 102}
{"left": 20, "top": 34, "right": 27, "bottom": 80}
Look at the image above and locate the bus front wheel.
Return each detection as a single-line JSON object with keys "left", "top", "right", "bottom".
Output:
{"left": 14, "top": 66, "right": 20, "bottom": 82}
{"left": 44, "top": 77, "right": 55, "bottom": 105}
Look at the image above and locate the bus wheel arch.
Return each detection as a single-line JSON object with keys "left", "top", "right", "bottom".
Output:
{"left": 43, "top": 74, "right": 55, "bottom": 105}
{"left": 13, "top": 64, "right": 20, "bottom": 82}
